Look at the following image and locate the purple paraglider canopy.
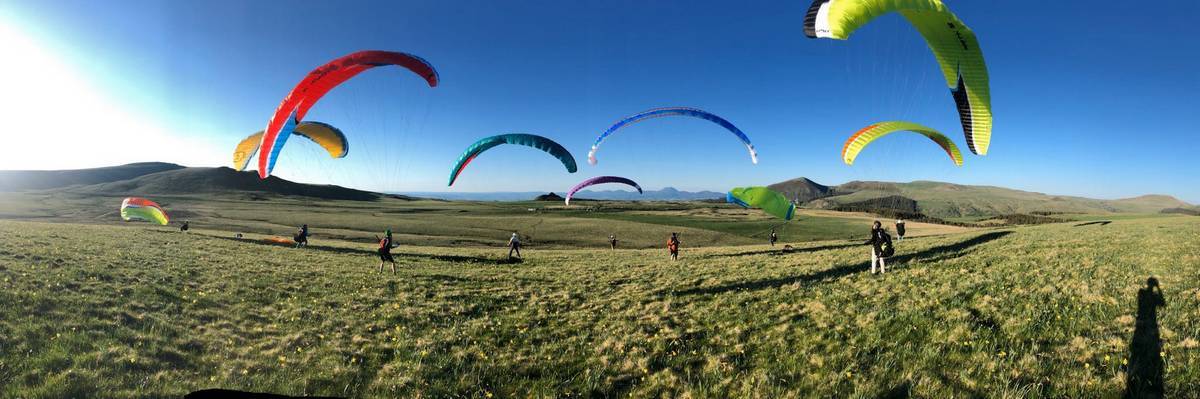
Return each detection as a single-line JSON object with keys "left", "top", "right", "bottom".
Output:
{"left": 565, "top": 176, "right": 643, "bottom": 205}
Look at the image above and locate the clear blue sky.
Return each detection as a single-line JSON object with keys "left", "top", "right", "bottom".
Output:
{"left": 1, "top": 0, "right": 1196, "bottom": 203}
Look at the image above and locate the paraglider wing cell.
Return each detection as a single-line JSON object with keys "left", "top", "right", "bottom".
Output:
{"left": 564, "top": 176, "right": 643, "bottom": 205}
{"left": 726, "top": 187, "right": 795, "bottom": 221}
{"left": 840, "top": 121, "right": 963, "bottom": 166}
{"left": 258, "top": 50, "right": 439, "bottom": 178}
{"left": 120, "top": 197, "right": 170, "bottom": 225}
{"left": 448, "top": 134, "right": 578, "bottom": 186}
{"left": 588, "top": 107, "right": 757, "bottom": 165}
{"left": 803, "top": 0, "right": 991, "bottom": 155}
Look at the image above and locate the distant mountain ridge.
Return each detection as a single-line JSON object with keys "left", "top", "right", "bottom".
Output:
{"left": 1, "top": 163, "right": 1190, "bottom": 214}
{"left": 406, "top": 187, "right": 723, "bottom": 202}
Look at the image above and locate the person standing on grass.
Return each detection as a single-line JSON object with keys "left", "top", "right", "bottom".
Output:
{"left": 377, "top": 229, "right": 398, "bottom": 274}
{"left": 180, "top": 220, "right": 190, "bottom": 233}
{"left": 609, "top": 235, "right": 619, "bottom": 250}
{"left": 294, "top": 224, "right": 309, "bottom": 248}
{"left": 867, "top": 220, "right": 893, "bottom": 274}
{"left": 667, "top": 232, "right": 681, "bottom": 261}
{"left": 769, "top": 229, "right": 778, "bottom": 247}
{"left": 895, "top": 219, "right": 906, "bottom": 241}
{"left": 507, "top": 232, "right": 522, "bottom": 260}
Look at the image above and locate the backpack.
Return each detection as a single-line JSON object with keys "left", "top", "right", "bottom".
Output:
{"left": 879, "top": 231, "right": 894, "bottom": 258}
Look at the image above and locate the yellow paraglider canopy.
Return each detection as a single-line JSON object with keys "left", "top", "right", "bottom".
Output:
{"left": 841, "top": 121, "right": 963, "bottom": 167}
{"left": 232, "top": 121, "right": 349, "bottom": 171}
{"left": 804, "top": 0, "right": 992, "bottom": 155}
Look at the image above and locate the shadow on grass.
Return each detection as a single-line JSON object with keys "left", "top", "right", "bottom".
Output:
{"left": 207, "top": 235, "right": 520, "bottom": 265}
{"left": 186, "top": 389, "right": 342, "bottom": 399}
{"left": 876, "top": 381, "right": 912, "bottom": 399}
{"left": 934, "top": 372, "right": 986, "bottom": 399}
{"left": 708, "top": 242, "right": 861, "bottom": 258}
{"left": 1125, "top": 277, "right": 1166, "bottom": 398}
{"left": 398, "top": 253, "right": 523, "bottom": 265}
{"left": 671, "top": 231, "right": 1012, "bottom": 297}
{"left": 1075, "top": 221, "right": 1112, "bottom": 227}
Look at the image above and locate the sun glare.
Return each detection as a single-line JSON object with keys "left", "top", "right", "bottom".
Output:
{"left": 0, "top": 18, "right": 221, "bottom": 170}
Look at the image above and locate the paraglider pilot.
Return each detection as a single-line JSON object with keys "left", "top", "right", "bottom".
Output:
{"left": 867, "top": 221, "right": 893, "bottom": 274}
{"left": 895, "top": 219, "right": 906, "bottom": 241}
{"left": 378, "top": 229, "right": 398, "bottom": 274}
{"left": 294, "top": 224, "right": 309, "bottom": 248}
{"left": 668, "top": 233, "right": 681, "bottom": 261}
{"left": 508, "top": 232, "right": 522, "bottom": 260}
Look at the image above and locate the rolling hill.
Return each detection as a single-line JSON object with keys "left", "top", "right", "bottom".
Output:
{"left": 66, "top": 166, "right": 384, "bottom": 201}
{"left": 781, "top": 178, "right": 1194, "bottom": 218}
{"left": 767, "top": 177, "right": 836, "bottom": 203}
{"left": 0, "top": 162, "right": 185, "bottom": 191}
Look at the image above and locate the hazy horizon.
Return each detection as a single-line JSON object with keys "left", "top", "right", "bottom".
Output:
{"left": 2, "top": 160, "right": 1193, "bottom": 205}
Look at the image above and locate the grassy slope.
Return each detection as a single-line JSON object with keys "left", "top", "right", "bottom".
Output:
{"left": 1, "top": 217, "right": 1197, "bottom": 397}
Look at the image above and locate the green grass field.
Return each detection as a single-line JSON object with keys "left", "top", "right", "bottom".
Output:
{"left": 2, "top": 214, "right": 1197, "bottom": 397}
{"left": 0, "top": 192, "right": 964, "bottom": 249}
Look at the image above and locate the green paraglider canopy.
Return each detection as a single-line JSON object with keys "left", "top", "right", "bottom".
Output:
{"left": 727, "top": 186, "right": 796, "bottom": 221}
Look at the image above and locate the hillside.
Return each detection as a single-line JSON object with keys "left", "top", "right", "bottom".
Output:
{"left": 0, "top": 162, "right": 184, "bottom": 191}
{"left": 777, "top": 178, "right": 1193, "bottom": 218}
{"left": 67, "top": 166, "right": 382, "bottom": 201}
{"left": 767, "top": 177, "right": 836, "bottom": 203}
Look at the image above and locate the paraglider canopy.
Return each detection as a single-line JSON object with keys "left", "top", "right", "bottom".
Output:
{"left": 565, "top": 176, "right": 643, "bottom": 206}
{"left": 259, "top": 50, "right": 439, "bottom": 178}
{"left": 841, "top": 121, "right": 963, "bottom": 166}
{"left": 588, "top": 107, "right": 758, "bottom": 165}
{"left": 803, "top": 0, "right": 992, "bottom": 155}
{"left": 726, "top": 187, "right": 795, "bottom": 221}
{"left": 233, "top": 121, "right": 349, "bottom": 171}
{"left": 120, "top": 197, "right": 169, "bottom": 225}
{"left": 448, "top": 133, "right": 578, "bottom": 186}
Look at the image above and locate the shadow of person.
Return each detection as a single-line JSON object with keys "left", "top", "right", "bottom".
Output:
{"left": 1125, "top": 277, "right": 1166, "bottom": 398}
{"left": 671, "top": 231, "right": 1012, "bottom": 296}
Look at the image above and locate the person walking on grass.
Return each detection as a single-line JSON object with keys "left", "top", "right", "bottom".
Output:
{"left": 895, "top": 219, "right": 906, "bottom": 241}
{"left": 609, "top": 235, "right": 619, "bottom": 250}
{"left": 667, "top": 232, "right": 681, "bottom": 261}
{"left": 377, "top": 229, "right": 398, "bottom": 274}
{"left": 507, "top": 232, "right": 522, "bottom": 260}
{"left": 867, "top": 220, "right": 893, "bottom": 274}
{"left": 769, "top": 228, "right": 778, "bottom": 247}
{"left": 294, "top": 224, "right": 309, "bottom": 248}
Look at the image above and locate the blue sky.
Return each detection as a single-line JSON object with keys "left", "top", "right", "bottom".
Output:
{"left": 1, "top": 0, "right": 1196, "bottom": 203}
